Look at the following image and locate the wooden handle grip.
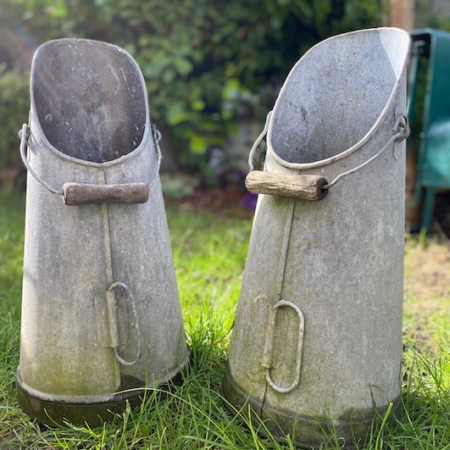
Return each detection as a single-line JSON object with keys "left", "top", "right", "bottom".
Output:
{"left": 63, "top": 182, "right": 149, "bottom": 205}
{"left": 245, "top": 171, "right": 328, "bottom": 201}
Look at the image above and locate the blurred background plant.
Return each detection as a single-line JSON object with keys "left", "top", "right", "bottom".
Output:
{"left": 0, "top": 65, "right": 29, "bottom": 169}
{"left": 0, "top": 65, "right": 29, "bottom": 190}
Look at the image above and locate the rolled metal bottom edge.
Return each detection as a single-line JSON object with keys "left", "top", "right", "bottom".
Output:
{"left": 221, "top": 366, "right": 402, "bottom": 449}
{"left": 16, "top": 360, "right": 188, "bottom": 427}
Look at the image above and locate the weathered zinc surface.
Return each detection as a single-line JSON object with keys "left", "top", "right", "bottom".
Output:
{"left": 17, "top": 39, "right": 188, "bottom": 426}
{"left": 223, "top": 28, "right": 410, "bottom": 449}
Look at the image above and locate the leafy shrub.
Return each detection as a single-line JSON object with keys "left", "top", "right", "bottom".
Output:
{"left": 0, "top": 65, "right": 29, "bottom": 169}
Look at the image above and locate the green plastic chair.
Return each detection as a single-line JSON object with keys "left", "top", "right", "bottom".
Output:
{"left": 407, "top": 28, "right": 450, "bottom": 232}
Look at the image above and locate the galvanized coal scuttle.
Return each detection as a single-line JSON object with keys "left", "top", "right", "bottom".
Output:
{"left": 223, "top": 28, "right": 410, "bottom": 448}
{"left": 17, "top": 39, "right": 189, "bottom": 426}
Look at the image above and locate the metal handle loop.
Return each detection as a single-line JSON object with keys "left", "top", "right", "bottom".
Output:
{"left": 248, "top": 111, "right": 272, "bottom": 171}
{"left": 20, "top": 124, "right": 64, "bottom": 195}
{"left": 19, "top": 123, "right": 162, "bottom": 198}
{"left": 149, "top": 126, "right": 162, "bottom": 187}
{"left": 261, "top": 299, "right": 305, "bottom": 394}
{"left": 108, "top": 282, "right": 141, "bottom": 366}
{"left": 323, "top": 113, "right": 410, "bottom": 189}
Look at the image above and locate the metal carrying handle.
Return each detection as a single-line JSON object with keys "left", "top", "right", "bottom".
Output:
{"left": 249, "top": 111, "right": 272, "bottom": 172}
{"left": 20, "top": 124, "right": 63, "bottom": 195}
{"left": 323, "top": 113, "right": 410, "bottom": 189}
{"left": 247, "top": 111, "right": 328, "bottom": 201}
{"left": 107, "top": 282, "right": 141, "bottom": 366}
{"left": 261, "top": 299, "right": 305, "bottom": 394}
{"left": 247, "top": 113, "right": 410, "bottom": 199}
{"left": 19, "top": 123, "right": 162, "bottom": 205}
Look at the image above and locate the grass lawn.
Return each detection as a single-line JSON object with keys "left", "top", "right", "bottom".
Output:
{"left": 0, "top": 189, "right": 450, "bottom": 449}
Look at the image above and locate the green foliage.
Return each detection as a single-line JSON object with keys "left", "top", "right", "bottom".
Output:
{"left": 7, "top": 0, "right": 382, "bottom": 172}
{"left": 0, "top": 66, "right": 30, "bottom": 169}
{"left": 416, "top": 0, "right": 450, "bottom": 31}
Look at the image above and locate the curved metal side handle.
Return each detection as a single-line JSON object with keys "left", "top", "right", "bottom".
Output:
{"left": 107, "top": 282, "right": 141, "bottom": 366}
{"left": 248, "top": 110, "right": 272, "bottom": 172}
{"left": 323, "top": 113, "right": 410, "bottom": 189}
{"left": 20, "top": 124, "right": 63, "bottom": 195}
{"left": 260, "top": 299, "right": 305, "bottom": 394}
{"left": 19, "top": 123, "right": 161, "bottom": 205}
